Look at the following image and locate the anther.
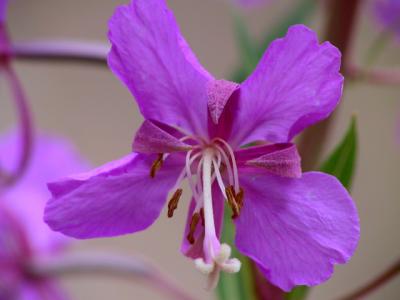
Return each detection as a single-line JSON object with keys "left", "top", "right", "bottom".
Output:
{"left": 225, "top": 186, "right": 240, "bottom": 219}
{"left": 167, "top": 189, "right": 182, "bottom": 218}
{"left": 150, "top": 153, "right": 164, "bottom": 178}
{"left": 187, "top": 212, "right": 200, "bottom": 244}
{"left": 236, "top": 187, "right": 244, "bottom": 210}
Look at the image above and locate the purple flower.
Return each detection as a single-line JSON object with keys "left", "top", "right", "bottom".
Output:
{"left": 374, "top": 0, "right": 400, "bottom": 38}
{"left": 0, "top": 132, "right": 87, "bottom": 299}
{"left": 44, "top": 0, "right": 360, "bottom": 291}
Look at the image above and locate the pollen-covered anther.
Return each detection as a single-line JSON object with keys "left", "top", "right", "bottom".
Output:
{"left": 150, "top": 153, "right": 164, "bottom": 178}
{"left": 236, "top": 187, "right": 244, "bottom": 210}
{"left": 167, "top": 189, "right": 182, "bottom": 218}
{"left": 187, "top": 212, "right": 201, "bottom": 244}
{"left": 225, "top": 186, "right": 240, "bottom": 219}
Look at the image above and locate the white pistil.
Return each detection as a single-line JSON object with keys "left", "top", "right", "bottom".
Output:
{"left": 194, "top": 148, "right": 241, "bottom": 287}
{"left": 202, "top": 148, "right": 216, "bottom": 241}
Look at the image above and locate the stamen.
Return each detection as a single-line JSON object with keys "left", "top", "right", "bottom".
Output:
{"left": 150, "top": 153, "right": 164, "bottom": 178}
{"left": 187, "top": 212, "right": 201, "bottom": 244}
{"left": 225, "top": 186, "right": 240, "bottom": 219}
{"left": 212, "top": 158, "right": 227, "bottom": 199}
{"left": 214, "top": 138, "right": 240, "bottom": 193}
{"left": 214, "top": 144, "right": 234, "bottom": 186}
{"left": 236, "top": 187, "right": 244, "bottom": 210}
{"left": 186, "top": 150, "right": 202, "bottom": 202}
{"left": 167, "top": 189, "right": 182, "bottom": 218}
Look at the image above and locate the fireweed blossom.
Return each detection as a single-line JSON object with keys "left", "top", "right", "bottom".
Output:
{"left": 0, "top": 133, "right": 86, "bottom": 299}
{"left": 44, "top": 0, "right": 360, "bottom": 291}
{"left": 374, "top": 0, "right": 400, "bottom": 38}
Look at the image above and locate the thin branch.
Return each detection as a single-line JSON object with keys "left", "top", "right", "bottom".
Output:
{"left": 338, "top": 258, "right": 400, "bottom": 300}
{"left": 0, "top": 64, "right": 34, "bottom": 187}
{"left": 298, "top": 0, "right": 361, "bottom": 170}
{"left": 12, "top": 40, "right": 108, "bottom": 66}
{"left": 28, "top": 253, "right": 197, "bottom": 300}
{"left": 347, "top": 64, "right": 400, "bottom": 86}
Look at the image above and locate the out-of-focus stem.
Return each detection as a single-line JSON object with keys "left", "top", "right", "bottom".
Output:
{"left": 347, "top": 64, "right": 400, "bottom": 86}
{"left": 338, "top": 258, "right": 400, "bottom": 300}
{"left": 28, "top": 253, "right": 197, "bottom": 300}
{"left": 0, "top": 64, "right": 33, "bottom": 187}
{"left": 298, "top": 0, "right": 361, "bottom": 170}
{"left": 12, "top": 40, "right": 108, "bottom": 66}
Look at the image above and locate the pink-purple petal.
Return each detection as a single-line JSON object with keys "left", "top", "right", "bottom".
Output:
{"left": 108, "top": 0, "right": 212, "bottom": 138}
{"left": 229, "top": 25, "right": 343, "bottom": 147}
{"left": 235, "top": 171, "right": 359, "bottom": 291}
{"left": 45, "top": 153, "right": 185, "bottom": 239}
{"left": 132, "top": 120, "right": 192, "bottom": 154}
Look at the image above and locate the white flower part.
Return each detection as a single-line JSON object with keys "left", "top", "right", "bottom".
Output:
{"left": 179, "top": 142, "right": 242, "bottom": 289}
{"left": 194, "top": 243, "right": 242, "bottom": 289}
{"left": 195, "top": 258, "right": 214, "bottom": 275}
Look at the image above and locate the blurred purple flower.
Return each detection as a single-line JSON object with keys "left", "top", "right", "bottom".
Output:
{"left": 0, "top": 132, "right": 87, "bottom": 299}
{"left": 0, "top": 0, "right": 8, "bottom": 24}
{"left": 44, "top": 0, "right": 360, "bottom": 291}
{"left": 374, "top": 0, "right": 400, "bottom": 38}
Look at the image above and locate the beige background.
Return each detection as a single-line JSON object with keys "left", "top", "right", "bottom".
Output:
{"left": 1, "top": 0, "right": 400, "bottom": 299}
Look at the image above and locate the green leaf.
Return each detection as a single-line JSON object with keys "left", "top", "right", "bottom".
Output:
{"left": 285, "top": 116, "right": 358, "bottom": 300}
{"left": 230, "top": 0, "right": 316, "bottom": 82}
{"left": 319, "top": 116, "right": 357, "bottom": 189}
{"left": 285, "top": 286, "right": 308, "bottom": 300}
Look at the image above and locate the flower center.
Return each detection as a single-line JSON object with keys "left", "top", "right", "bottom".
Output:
{"left": 154, "top": 137, "right": 243, "bottom": 288}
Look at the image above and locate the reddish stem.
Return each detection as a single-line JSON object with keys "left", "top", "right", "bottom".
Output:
{"left": 298, "top": 0, "right": 361, "bottom": 170}
{"left": 29, "top": 253, "right": 197, "bottom": 300}
{"left": 347, "top": 64, "right": 400, "bottom": 86}
{"left": 12, "top": 40, "right": 108, "bottom": 66}
{"left": 338, "top": 259, "right": 400, "bottom": 300}
{"left": 1, "top": 64, "right": 33, "bottom": 187}
{"left": 251, "top": 263, "right": 285, "bottom": 300}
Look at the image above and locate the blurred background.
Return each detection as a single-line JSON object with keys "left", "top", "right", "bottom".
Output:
{"left": 1, "top": 0, "right": 399, "bottom": 299}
